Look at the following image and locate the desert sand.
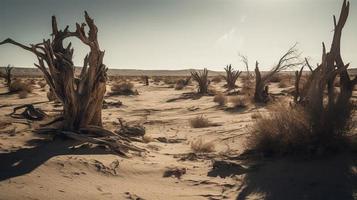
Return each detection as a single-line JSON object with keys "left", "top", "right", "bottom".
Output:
{"left": 0, "top": 75, "right": 356, "bottom": 200}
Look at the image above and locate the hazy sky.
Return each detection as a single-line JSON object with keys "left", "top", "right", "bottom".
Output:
{"left": 0, "top": 0, "right": 356, "bottom": 71}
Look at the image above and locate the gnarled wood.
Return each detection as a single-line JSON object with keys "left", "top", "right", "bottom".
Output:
{"left": 295, "top": 0, "right": 356, "bottom": 136}
{"left": 254, "top": 43, "right": 303, "bottom": 103}
{"left": 0, "top": 12, "right": 106, "bottom": 131}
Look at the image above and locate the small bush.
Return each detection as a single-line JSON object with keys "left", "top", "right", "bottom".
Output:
{"left": 175, "top": 82, "right": 185, "bottom": 90}
{"left": 230, "top": 96, "right": 248, "bottom": 108}
{"left": 9, "top": 80, "right": 32, "bottom": 93}
{"left": 164, "top": 77, "right": 177, "bottom": 85}
{"left": 18, "top": 90, "right": 28, "bottom": 99}
{"left": 247, "top": 105, "right": 313, "bottom": 156}
{"left": 110, "top": 82, "right": 138, "bottom": 95}
{"left": 213, "top": 93, "right": 226, "bottom": 106}
{"left": 190, "top": 115, "right": 211, "bottom": 128}
{"left": 191, "top": 138, "right": 215, "bottom": 153}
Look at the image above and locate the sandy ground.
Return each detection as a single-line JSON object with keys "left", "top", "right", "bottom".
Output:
{"left": 0, "top": 77, "right": 357, "bottom": 200}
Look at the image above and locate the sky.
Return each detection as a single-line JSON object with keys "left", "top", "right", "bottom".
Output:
{"left": 0, "top": 0, "right": 356, "bottom": 71}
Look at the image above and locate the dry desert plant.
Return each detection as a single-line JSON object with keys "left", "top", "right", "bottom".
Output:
{"left": 223, "top": 64, "right": 242, "bottom": 91}
{"left": 213, "top": 93, "right": 226, "bottom": 106}
{"left": 230, "top": 96, "right": 248, "bottom": 108}
{"left": 191, "top": 68, "right": 209, "bottom": 94}
{"left": 110, "top": 81, "right": 138, "bottom": 95}
{"left": 247, "top": 104, "right": 312, "bottom": 156}
{"left": 249, "top": 0, "right": 357, "bottom": 156}
{"left": 0, "top": 64, "right": 13, "bottom": 88}
{"left": 190, "top": 115, "right": 211, "bottom": 128}
{"left": 254, "top": 44, "right": 304, "bottom": 103}
{"left": 9, "top": 79, "right": 32, "bottom": 93}
{"left": 191, "top": 138, "right": 215, "bottom": 153}
{"left": 175, "top": 76, "right": 191, "bottom": 90}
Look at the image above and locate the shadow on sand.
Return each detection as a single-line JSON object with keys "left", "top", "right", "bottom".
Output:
{"left": 0, "top": 138, "right": 113, "bottom": 182}
{"left": 236, "top": 154, "right": 357, "bottom": 200}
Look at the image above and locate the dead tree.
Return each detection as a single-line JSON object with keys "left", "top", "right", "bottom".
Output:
{"left": 142, "top": 75, "right": 149, "bottom": 86}
{"left": 254, "top": 43, "right": 303, "bottom": 102}
{"left": 0, "top": 12, "right": 141, "bottom": 155}
{"left": 0, "top": 64, "right": 13, "bottom": 88}
{"left": 239, "top": 54, "right": 250, "bottom": 78}
{"left": 191, "top": 68, "right": 209, "bottom": 94}
{"left": 295, "top": 0, "right": 356, "bottom": 136}
{"left": 294, "top": 65, "right": 304, "bottom": 103}
{"left": 223, "top": 64, "right": 242, "bottom": 91}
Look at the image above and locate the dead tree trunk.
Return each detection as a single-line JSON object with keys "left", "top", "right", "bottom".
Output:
{"left": 0, "top": 65, "right": 13, "bottom": 88}
{"left": 295, "top": 0, "right": 356, "bottom": 136}
{"left": 254, "top": 43, "right": 303, "bottom": 103}
{"left": 254, "top": 61, "right": 269, "bottom": 102}
{"left": 0, "top": 12, "right": 142, "bottom": 155}
{"left": 1, "top": 12, "right": 105, "bottom": 130}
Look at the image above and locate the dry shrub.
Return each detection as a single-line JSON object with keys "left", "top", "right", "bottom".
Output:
{"left": 191, "top": 69, "right": 209, "bottom": 94}
{"left": 164, "top": 77, "right": 177, "bottom": 85}
{"left": 247, "top": 104, "right": 350, "bottom": 156}
{"left": 190, "top": 115, "right": 211, "bottom": 128}
{"left": 18, "top": 90, "right": 28, "bottom": 99}
{"left": 211, "top": 76, "right": 222, "bottom": 83}
{"left": 152, "top": 76, "right": 161, "bottom": 83}
{"left": 247, "top": 105, "right": 312, "bottom": 156}
{"left": 110, "top": 82, "right": 138, "bottom": 95}
{"left": 241, "top": 77, "right": 254, "bottom": 96}
{"left": 191, "top": 138, "right": 215, "bottom": 153}
{"left": 175, "top": 82, "right": 184, "bottom": 90}
{"left": 213, "top": 93, "right": 226, "bottom": 106}
{"left": 230, "top": 96, "right": 248, "bottom": 108}
{"left": 175, "top": 77, "right": 190, "bottom": 90}
{"left": 9, "top": 79, "right": 32, "bottom": 93}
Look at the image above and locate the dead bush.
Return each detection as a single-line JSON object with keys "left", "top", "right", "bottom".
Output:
{"left": 9, "top": 79, "right": 32, "bottom": 93}
{"left": 175, "top": 77, "right": 191, "bottom": 90}
{"left": 230, "top": 96, "right": 248, "bottom": 108}
{"left": 247, "top": 104, "right": 350, "bottom": 156}
{"left": 190, "top": 115, "right": 211, "bottom": 128}
{"left": 110, "top": 82, "right": 138, "bottom": 95}
{"left": 191, "top": 68, "right": 209, "bottom": 94}
{"left": 18, "top": 90, "right": 28, "bottom": 99}
{"left": 191, "top": 138, "right": 215, "bottom": 153}
{"left": 247, "top": 105, "right": 312, "bottom": 156}
{"left": 175, "top": 82, "right": 184, "bottom": 90}
{"left": 213, "top": 93, "right": 226, "bottom": 106}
